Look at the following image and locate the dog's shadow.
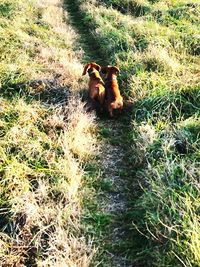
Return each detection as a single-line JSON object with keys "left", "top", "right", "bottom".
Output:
{"left": 0, "top": 74, "right": 134, "bottom": 122}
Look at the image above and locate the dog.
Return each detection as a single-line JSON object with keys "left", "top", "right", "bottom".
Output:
{"left": 82, "top": 62, "right": 105, "bottom": 111}
{"left": 101, "top": 65, "right": 123, "bottom": 117}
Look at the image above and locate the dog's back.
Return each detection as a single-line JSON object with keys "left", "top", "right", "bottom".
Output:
{"left": 102, "top": 66, "right": 123, "bottom": 117}
{"left": 82, "top": 62, "right": 105, "bottom": 109}
{"left": 89, "top": 74, "right": 105, "bottom": 105}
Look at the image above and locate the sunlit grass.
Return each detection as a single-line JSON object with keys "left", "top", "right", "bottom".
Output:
{"left": 76, "top": 0, "right": 200, "bottom": 265}
{"left": 0, "top": 0, "right": 97, "bottom": 265}
{"left": 1, "top": 0, "right": 199, "bottom": 265}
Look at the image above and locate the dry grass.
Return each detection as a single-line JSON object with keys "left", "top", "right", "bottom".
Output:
{"left": 0, "top": 96, "right": 97, "bottom": 266}
{"left": 0, "top": 0, "right": 98, "bottom": 266}
{"left": 0, "top": 0, "right": 87, "bottom": 92}
{"left": 35, "top": 0, "right": 85, "bottom": 91}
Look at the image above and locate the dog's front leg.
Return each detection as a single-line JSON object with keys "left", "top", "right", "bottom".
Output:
{"left": 108, "top": 106, "right": 113, "bottom": 118}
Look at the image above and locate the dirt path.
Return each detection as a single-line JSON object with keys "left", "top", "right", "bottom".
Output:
{"left": 98, "top": 119, "right": 133, "bottom": 267}
{"left": 63, "top": 0, "right": 107, "bottom": 66}
{"left": 64, "top": 1, "right": 136, "bottom": 266}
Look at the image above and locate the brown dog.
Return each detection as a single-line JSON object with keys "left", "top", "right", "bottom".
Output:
{"left": 82, "top": 62, "right": 105, "bottom": 111}
{"left": 101, "top": 65, "right": 123, "bottom": 117}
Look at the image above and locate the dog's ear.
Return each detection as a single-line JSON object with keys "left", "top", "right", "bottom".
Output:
{"left": 101, "top": 66, "right": 108, "bottom": 74}
{"left": 113, "top": 66, "right": 120, "bottom": 75}
{"left": 92, "top": 62, "right": 101, "bottom": 72}
{"left": 82, "top": 63, "right": 90, "bottom": 75}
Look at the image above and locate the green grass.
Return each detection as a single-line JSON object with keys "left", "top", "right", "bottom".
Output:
{"left": 74, "top": 0, "right": 200, "bottom": 265}
{"left": 1, "top": 0, "right": 200, "bottom": 265}
{"left": 0, "top": 0, "right": 99, "bottom": 266}
{"left": 78, "top": 0, "right": 199, "bottom": 96}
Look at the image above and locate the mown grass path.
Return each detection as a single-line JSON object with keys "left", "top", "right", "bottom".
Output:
{"left": 64, "top": 1, "right": 143, "bottom": 266}
{"left": 63, "top": 0, "right": 108, "bottom": 66}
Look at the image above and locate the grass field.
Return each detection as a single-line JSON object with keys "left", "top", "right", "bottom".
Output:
{"left": 0, "top": 0, "right": 99, "bottom": 266}
{"left": 76, "top": 0, "right": 200, "bottom": 265}
{"left": 0, "top": 0, "right": 200, "bottom": 266}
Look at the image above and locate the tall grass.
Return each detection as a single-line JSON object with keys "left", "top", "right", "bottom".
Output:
{"left": 78, "top": 0, "right": 199, "bottom": 97}
{"left": 130, "top": 114, "right": 200, "bottom": 266}
{"left": 0, "top": 0, "right": 98, "bottom": 265}
{"left": 76, "top": 0, "right": 200, "bottom": 265}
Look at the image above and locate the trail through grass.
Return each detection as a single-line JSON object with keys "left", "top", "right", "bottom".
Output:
{"left": 65, "top": 0, "right": 200, "bottom": 266}
{"left": 63, "top": 0, "right": 108, "bottom": 65}
{"left": 1, "top": 0, "right": 199, "bottom": 266}
{"left": 65, "top": 1, "right": 145, "bottom": 266}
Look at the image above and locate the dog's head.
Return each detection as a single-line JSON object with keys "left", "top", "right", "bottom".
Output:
{"left": 101, "top": 65, "right": 120, "bottom": 78}
{"left": 82, "top": 62, "right": 101, "bottom": 76}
